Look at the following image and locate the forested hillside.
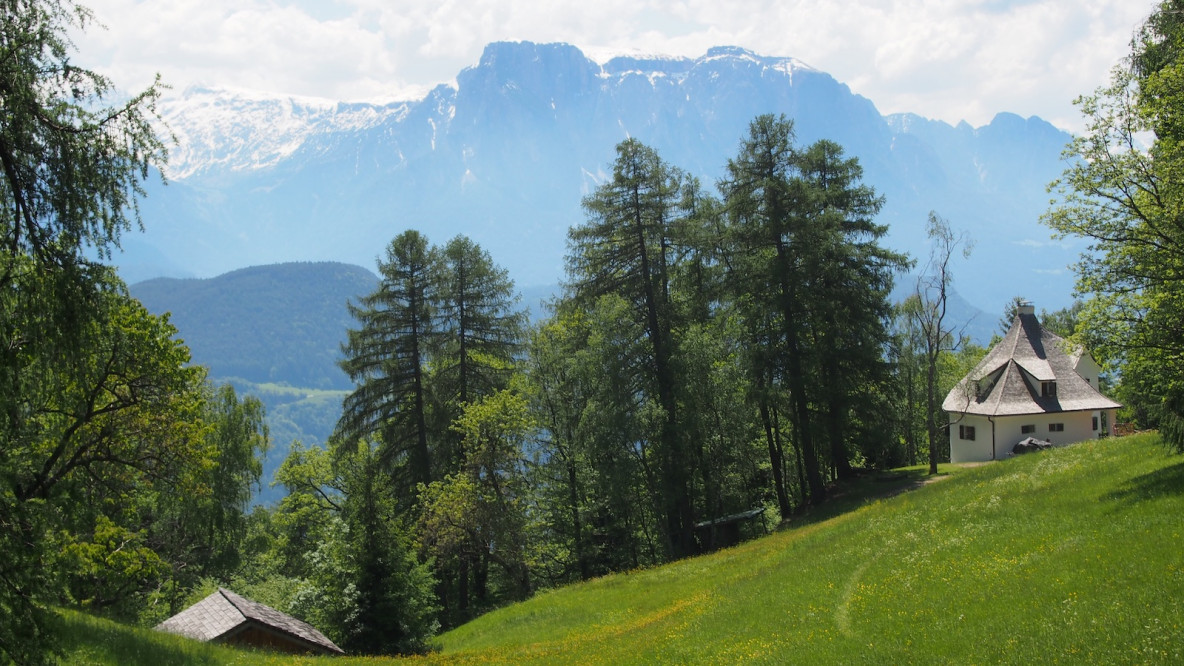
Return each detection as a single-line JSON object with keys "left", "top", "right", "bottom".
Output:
{"left": 131, "top": 262, "right": 377, "bottom": 390}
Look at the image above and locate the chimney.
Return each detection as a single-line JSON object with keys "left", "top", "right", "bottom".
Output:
{"left": 1018, "top": 302, "right": 1035, "bottom": 316}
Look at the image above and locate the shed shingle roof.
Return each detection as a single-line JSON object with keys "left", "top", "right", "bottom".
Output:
{"left": 944, "top": 311, "right": 1121, "bottom": 417}
{"left": 155, "top": 588, "right": 344, "bottom": 655}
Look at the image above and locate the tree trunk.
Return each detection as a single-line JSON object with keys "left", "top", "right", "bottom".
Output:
{"left": 759, "top": 399, "right": 792, "bottom": 518}
{"left": 776, "top": 239, "right": 825, "bottom": 503}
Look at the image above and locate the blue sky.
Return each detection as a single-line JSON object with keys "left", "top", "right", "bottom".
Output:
{"left": 75, "top": 0, "right": 1159, "bottom": 131}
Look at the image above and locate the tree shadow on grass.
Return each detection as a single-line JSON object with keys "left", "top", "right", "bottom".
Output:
{"left": 1105, "top": 460, "right": 1184, "bottom": 503}
{"left": 781, "top": 468, "right": 943, "bottom": 530}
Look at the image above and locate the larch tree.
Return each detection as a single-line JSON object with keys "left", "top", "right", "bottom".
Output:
{"left": 792, "top": 138, "right": 909, "bottom": 481}
{"left": 0, "top": 1, "right": 175, "bottom": 658}
{"left": 338, "top": 230, "right": 438, "bottom": 500}
{"left": 432, "top": 235, "right": 525, "bottom": 464}
{"left": 566, "top": 138, "right": 696, "bottom": 558}
{"left": 720, "top": 115, "right": 827, "bottom": 503}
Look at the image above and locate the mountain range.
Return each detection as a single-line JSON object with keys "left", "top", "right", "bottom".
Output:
{"left": 116, "top": 42, "right": 1079, "bottom": 315}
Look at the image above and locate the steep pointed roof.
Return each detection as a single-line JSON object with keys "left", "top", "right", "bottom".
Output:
{"left": 155, "top": 588, "right": 344, "bottom": 655}
{"left": 943, "top": 308, "right": 1121, "bottom": 417}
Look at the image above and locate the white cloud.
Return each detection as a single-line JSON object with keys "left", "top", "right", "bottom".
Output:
{"left": 72, "top": 0, "right": 1159, "bottom": 130}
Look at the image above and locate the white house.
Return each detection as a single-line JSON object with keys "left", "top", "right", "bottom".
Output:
{"left": 943, "top": 303, "right": 1121, "bottom": 463}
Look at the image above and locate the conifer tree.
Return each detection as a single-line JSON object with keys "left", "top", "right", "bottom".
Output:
{"left": 338, "top": 230, "right": 437, "bottom": 498}
{"left": 567, "top": 138, "right": 697, "bottom": 558}
{"left": 432, "top": 235, "right": 525, "bottom": 426}
{"left": 720, "top": 115, "right": 827, "bottom": 502}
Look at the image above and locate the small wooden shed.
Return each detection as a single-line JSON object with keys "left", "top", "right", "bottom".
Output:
{"left": 155, "top": 587, "right": 344, "bottom": 656}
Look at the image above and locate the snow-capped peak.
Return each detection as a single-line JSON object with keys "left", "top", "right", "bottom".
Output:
{"left": 158, "top": 86, "right": 410, "bottom": 179}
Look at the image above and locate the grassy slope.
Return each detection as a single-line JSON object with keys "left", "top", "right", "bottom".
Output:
{"left": 429, "top": 434, "right": 1183, "bottom": 664}
{"left": 60, "top": 434, "right": 1183, "bottom": 664}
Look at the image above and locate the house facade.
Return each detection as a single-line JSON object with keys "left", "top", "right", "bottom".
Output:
{"left": 943, "top": 303, "right": 1121, "bottom": 463}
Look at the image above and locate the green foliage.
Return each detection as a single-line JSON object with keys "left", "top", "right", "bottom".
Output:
{"left": 351, "top": 442, "right": 440, "bottom": 654}
{"left": 310, "top": 439, "right": 440, "bottom": 655}
{"left": 1045, "top": 1, "right": 1184, "bottom": 450}
{"left": 719, "top": 115, "right": 910, "bottom": 495}
{"left": 338, "top": 232, "right": 436, "bottom": 490}
{"left": 57, "top": 516, "right": 167, "bottom": 617}
{"left": 204, "top": 385, "right": 270, "bottom": 567}
{"left": 433, "top": 235, "right": 525, "bottom": 411}
{"left": 524, "top": 309, "right": 661, "bottom": 580}
{"left": 0, "top": 1, "right": 165, "bottom": 270}
{"left": 0, "top": 268, "right": 214, "bottom": 656}
{"left": 4, "top": 274, "right": 208, "bottom": 504}
{"left": 236, "top": 435, "right": 440, "bottom": 656}
{"left": 332, "top": 230, "right": 526, "bottom": 627}
{"left": 566, "top": 138, "right": 696, "bottom": 557}
{"left": 337, "top": 231, "right": 524, "bottom": 501}
{"left": 140, "top": 383, "right": 270, "bottom": 621}
{"left": 524, "top": 119, "right": 912, "bottom": 601}
{"left": 0, "top": 1, "right": 173, "bottom": 659}
{"left": 419, "top": 390, "right": 537, "bottom": 607}
{"left": 1038, "top": 300, "right": 1084, "bottom": 339}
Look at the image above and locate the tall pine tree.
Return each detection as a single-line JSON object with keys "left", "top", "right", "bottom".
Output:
{"left": 338, "top": 230, "right": 437, "bottom": 501}
{"left": 567, "top": 139, "right": 697, "bottom": 558}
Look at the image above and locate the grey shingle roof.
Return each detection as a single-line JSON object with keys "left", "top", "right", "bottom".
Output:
{"left": 943, "top": 310, "right": 1121, "bottom": 417}
{"left": 155, "top": 588, "right": 344, "bottom": 655}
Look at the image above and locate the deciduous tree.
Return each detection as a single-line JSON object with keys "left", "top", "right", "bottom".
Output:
{"left": 1045, "top": 0, "right": 1184, "bottom": 449}
{"left": 0, "top": 1, "right": 168, "bottom": 658}
{"left": 910, "top": 212, "right": 971, "bottom": 474}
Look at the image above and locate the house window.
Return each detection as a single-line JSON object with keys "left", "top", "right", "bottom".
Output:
{"left": 1041, "top": 381, "right": 1057, "bottom": 397}
{"left": 959, "top": 425, "right": 976, "bottom": 441}
{"left": 1021, "top": 424, "right": 1036, "bottom": 434}
{"left": 1092, "top": 416, "right": 1099, "bottom": 431}
{"left": 1049, "top": 423, "right": 1065, "bottom": 432}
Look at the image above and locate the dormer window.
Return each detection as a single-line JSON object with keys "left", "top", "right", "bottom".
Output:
{"left": 1041, "top": 381, "right": 1057, "bottom": 397}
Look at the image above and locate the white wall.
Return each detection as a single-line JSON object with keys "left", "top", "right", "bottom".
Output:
{"left": 949, "top": 414, "right": 994, "bottom": 463}
{"left": 949, "top": 411, "right": 1101, "bottom": 463}
{"left": 1074, "top": 352, "right": 1103, "bottom": 388}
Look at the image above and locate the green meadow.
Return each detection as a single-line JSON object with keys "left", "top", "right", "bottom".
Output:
{"left": 60, "top": 433, "right": 1183, "bottom": 664}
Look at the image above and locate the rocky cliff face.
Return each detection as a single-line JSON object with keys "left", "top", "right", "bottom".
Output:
{"left": 121, "top": 41, "right": 1074, "bottom": 312}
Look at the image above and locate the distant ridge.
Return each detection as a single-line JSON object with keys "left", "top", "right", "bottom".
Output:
{"left": 131, "top": 261, "right": 377, "bottom": 391}
{"left": 122, "top": 41, "right": 1073, "bottom": 314}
